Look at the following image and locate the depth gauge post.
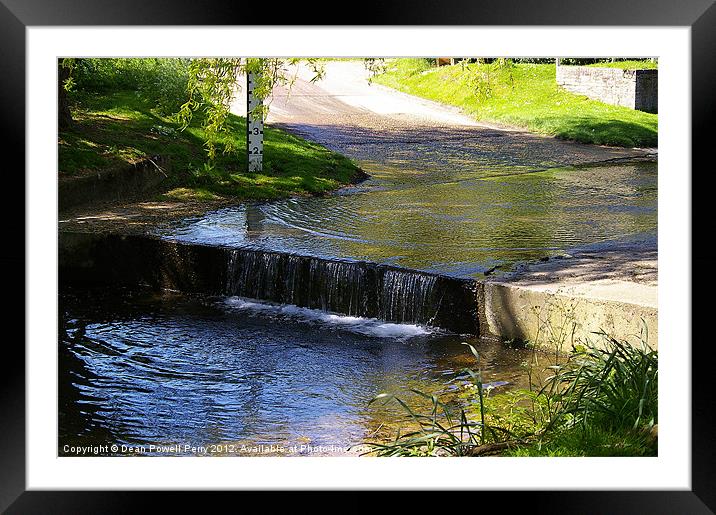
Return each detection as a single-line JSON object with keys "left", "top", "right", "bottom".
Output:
{"left": 246, "top": 69, "right": 264, "bottom": 172}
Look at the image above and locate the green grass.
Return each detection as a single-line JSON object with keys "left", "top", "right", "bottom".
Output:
{"left": 372, "top": 59, "right": 658, "bottom": 147}
{"left": 586, "top": 60, "right": 658, "bottom": 70}
{"left": 505, "top": 424, "right": 656, "bottom": 457}
{"left": 59, "top": 90, "right": 363, "bottom": 201}
{"left": 364, "top": 334, "right": 657, "bottom": 457}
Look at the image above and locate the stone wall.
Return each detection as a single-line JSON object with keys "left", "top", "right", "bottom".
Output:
{"left": 556, "top": 65, "right": 657, "bottom": 113}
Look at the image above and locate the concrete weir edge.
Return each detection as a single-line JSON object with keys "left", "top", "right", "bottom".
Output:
{"left": 476, "top": 281, "right": 657, "bottom": 351}
{"left": 59, "top": 231, "right": 657, "bottom": 351}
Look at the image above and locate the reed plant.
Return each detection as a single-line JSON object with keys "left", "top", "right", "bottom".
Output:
{"left": 364, "top": 328, "right": 658, "bottom": 457}
{"left": 547, "top": 330, "right": 658, "bottom": 434}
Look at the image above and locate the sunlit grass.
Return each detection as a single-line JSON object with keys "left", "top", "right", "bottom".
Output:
{"left": 373, "top": 59, "right": 658, "bottom": 147}
{"left": 59, "top": 90, "right": 363, "bottom": 201}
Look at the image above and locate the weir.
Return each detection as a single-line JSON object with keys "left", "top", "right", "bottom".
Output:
{"left": 224, "top": 249, "right": 476, "bottom": 330}
{"left": 59, "top": 232, "right": 480, "bottom": 334}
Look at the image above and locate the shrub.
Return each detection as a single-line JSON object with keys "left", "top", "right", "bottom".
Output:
{"left": 71, "top": 58, "right": 191, "bottom": 114}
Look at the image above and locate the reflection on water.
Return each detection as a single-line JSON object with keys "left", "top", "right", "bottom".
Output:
{"left": 59, "top": 289, "right": 538, "bottom": 456}
{"left": 157, "top": 161, "right": 657, "bottom": 277}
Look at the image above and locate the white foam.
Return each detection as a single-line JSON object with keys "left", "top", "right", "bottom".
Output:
{"left": 223, "top": 297, "right": 435, "bottom": 339}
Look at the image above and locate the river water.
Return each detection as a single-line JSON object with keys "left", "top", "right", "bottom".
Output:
{"left": 157, "top": 160, "right": 657, "bottom": 277}
{"left": 59, "top": 288, "right": 538, "bottom": 456}
{"left": 60, "top": 160, "right": 656, "bottom": 456}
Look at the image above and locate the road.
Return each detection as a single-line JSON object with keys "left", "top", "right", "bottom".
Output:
{"left": 245, "top": 61, "right": 654, "bottom": 170}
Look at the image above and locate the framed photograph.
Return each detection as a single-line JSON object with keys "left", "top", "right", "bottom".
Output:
{"left": 4, "top": 0, "right": 714, "bottom": 510}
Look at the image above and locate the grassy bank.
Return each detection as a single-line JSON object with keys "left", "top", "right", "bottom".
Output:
{"left": 59, "top": 91, "right": 363, "bottom": 201}
{"left": 372, "top": 59, "right": 658, "bottom": 148}
{"left": 365, "top": 334, "right": 658, "bottom": 457}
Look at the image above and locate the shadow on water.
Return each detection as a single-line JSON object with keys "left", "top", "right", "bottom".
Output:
{"left": 273, "top": 122, "right": 601, "bottom": 180}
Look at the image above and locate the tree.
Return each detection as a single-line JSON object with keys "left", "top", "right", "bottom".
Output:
{"left": 58, "top": 59, "right": 74, "bottom": 130}
{"left": 58, "top": 57, "right": 382, "bottom": 161}
{"left": 178, "top": 58, "right": 326, "bottom": 161}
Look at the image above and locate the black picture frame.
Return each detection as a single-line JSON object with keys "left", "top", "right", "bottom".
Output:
{"left": 3, "top": 0, "right": 714, "bottom": 511}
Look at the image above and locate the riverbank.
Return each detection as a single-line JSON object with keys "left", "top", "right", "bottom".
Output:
{"left": 59, "top": 90, "right": 365, "bottom": 205}
{"left": 371, "top": 59, "right": 658, "bottom": 148}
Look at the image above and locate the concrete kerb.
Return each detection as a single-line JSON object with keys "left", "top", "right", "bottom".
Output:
{"left": 477, "top": 279, "right": 657, "bottom": 352}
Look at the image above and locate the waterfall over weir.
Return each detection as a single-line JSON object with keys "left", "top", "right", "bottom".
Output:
{"left": 58, "top": 233, "right": 480, "bottom": 335}
{"left": 224, "top": 249, "right": 478, "bottom": 333}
